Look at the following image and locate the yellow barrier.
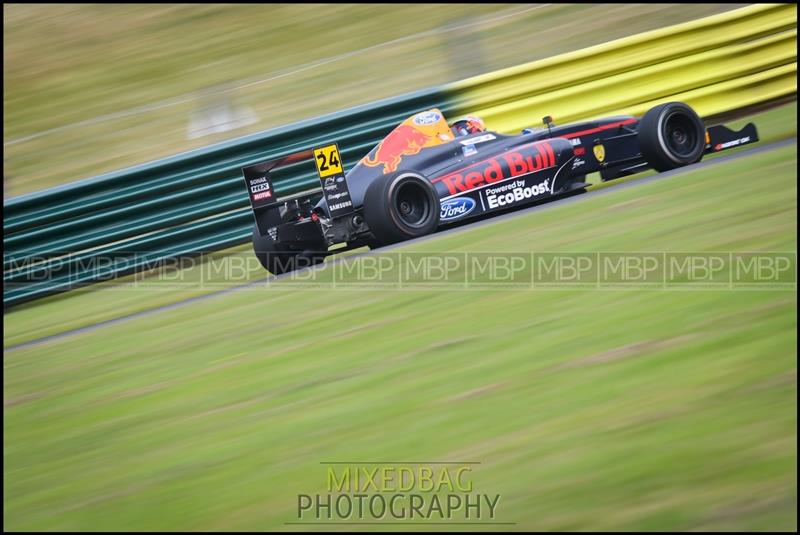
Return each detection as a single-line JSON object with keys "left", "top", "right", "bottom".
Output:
{"left": 450, "top": 4, "right": 797, "bottom": 131}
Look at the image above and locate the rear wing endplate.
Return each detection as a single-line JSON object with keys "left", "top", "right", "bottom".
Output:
{"left": 242, "top": 149, "right": 318, "bottom": 236}
{"left": 241, "top": 144, "right": 354, "bottom": 236}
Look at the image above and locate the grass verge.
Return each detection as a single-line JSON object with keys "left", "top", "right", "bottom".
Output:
{"left": 3, "top": 141, "right": 796, "bottom": 530}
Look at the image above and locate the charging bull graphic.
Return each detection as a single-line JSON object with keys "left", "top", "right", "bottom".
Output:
{"left": 362, "top": 124, "right": 431, "bottom": 174}
{"left": 361, "top": 109, "right": 455, "bottom": 174}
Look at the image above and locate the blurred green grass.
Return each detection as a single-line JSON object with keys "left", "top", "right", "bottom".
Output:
{"left": 4, "top": 139, "right": 796, "bottom": 529}
{"left": 4, "top": 101, "right": 795, "bottom": 349}
{"left": 3, "top": 3, "right": 742, "bottom": 196}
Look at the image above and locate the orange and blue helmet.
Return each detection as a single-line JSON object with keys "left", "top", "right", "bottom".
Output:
{"left": 450, "top": 116, "right": 487, "bottom": 137}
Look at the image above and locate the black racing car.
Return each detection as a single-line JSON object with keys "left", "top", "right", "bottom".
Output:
{"left": 242, "top": 101, "right": 758, "bottom": 274}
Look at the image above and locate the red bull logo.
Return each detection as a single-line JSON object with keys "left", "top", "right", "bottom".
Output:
{"left": 362, "top": 124, "right": 432, "bottom": 174}
{"left": 433, "top": 142, "right": 556, "bottom": 196}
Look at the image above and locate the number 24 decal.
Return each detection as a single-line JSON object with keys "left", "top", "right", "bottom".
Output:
{"left": 317, "top": 150, "right": 339, "bottom": 171}
{"left": 313, "top": 145, "right": 343, "bottom": 177}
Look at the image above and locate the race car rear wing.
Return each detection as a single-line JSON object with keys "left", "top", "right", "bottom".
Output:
{"left": 242, "top": 149, "right": 318, "bottom": 236}
{"left": 241, "top": 144, "right": 354, "bottom": 236}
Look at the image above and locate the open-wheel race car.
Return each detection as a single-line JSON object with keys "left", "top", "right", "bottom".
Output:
{"left": 242, "top": 102, "right": 758, "bottom": 274}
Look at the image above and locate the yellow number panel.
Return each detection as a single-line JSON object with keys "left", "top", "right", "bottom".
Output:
{"left": 313, "top": 144, "right": 344, "bottom": 178}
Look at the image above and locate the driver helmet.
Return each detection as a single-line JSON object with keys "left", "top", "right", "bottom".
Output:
{"left": 450, "top": 115, "right": 486, "bottom": 137}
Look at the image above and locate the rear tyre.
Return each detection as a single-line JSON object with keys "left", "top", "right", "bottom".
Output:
{"left": 638, "top": 101, "right": 705, "bottom": 172}
{"left": 363, "top": 171, "right": 440, "bottom": 246}
{"left": 252, "top": 225, "right": 321, "bottom": 275}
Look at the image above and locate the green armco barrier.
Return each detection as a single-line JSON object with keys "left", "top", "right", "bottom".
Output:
{"left": 3, "top": 88, "right": 456, "bottom": 304}
{"left": 3, "top": 4, "right": 797, "bottom": 308}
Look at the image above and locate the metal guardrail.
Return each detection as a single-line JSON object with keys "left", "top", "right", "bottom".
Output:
{"left": 3, "top": 4, "right": 796, "bottom": 308}
{"left": 450, "top": 4, "right": 796, "bottom": 130}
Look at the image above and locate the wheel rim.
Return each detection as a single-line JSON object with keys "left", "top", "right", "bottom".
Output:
{"left": 663, "top": 112, "right": 698, "bottom": 157}
{"left": 394, "top": 181, "right": 431, "bottom": 228}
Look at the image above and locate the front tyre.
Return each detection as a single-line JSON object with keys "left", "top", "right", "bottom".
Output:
{"left": 638, "top": 101, "right": 705, "bottom": 172}
{"left": 363, "top": 171, "right": 440, "bottom": 245}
